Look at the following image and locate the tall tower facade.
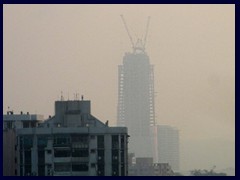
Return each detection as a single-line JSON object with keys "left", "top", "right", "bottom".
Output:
{"left": 117, "top": 51, "right": 155, "bottom": 158}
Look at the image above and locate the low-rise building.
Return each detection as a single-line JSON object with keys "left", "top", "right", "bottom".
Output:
{"left": 3, "top": 99, "right": 128, "bottom": 176}
{"left": 128, "top": 157, "right": 174, "bottom": 176}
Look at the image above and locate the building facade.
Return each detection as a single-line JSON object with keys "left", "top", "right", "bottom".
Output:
{"left": 3, "top": 99, "right": 128, "bottom": 176}
{"left": 117, "top": 51, "right": 156, "bottom": 159}
{"left": 157, "top": 125, "right": 180, "bottom": 171}
{"left": 3, "top": 112, "right": 44, "bottom": 176}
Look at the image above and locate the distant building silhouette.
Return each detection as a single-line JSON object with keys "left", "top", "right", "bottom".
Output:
{"left": 128, "top": 157, "right": 174, "bottom": 176}
{"left": 157, "top": 125, "right": 180, "bottom": 171}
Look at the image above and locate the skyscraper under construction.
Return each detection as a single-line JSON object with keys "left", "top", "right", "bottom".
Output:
{"left": 117, "top": 16, "right": 156, "bottom": 159}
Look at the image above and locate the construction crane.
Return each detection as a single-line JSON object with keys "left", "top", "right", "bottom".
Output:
{"left": 143, "top": 16, "right": 151, "bottom": 50}
{"left": 120, "top": 15, "right": 135, "bottom": 50}
{"left": 120, "top": 15, "right": 151, "bottom": 54}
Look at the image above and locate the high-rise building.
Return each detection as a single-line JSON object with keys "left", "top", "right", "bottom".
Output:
{"left": 117, "top": 49, "right": 155, "bottom": 158}
{"left": 3, "top": 99, "right": 128, "bottom": 176}
{"left": 157, "top": 125, "right": 180, "bottom": 171}
{"left": 117, "top": 16, "right": 156, "bottom": 159}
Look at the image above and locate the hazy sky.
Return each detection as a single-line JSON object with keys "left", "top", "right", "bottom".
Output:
{"left": 3, "top": 4, "right": 235, "bottom": 171}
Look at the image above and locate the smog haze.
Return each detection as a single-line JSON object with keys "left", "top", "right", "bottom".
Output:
{"left": 3, "top": 4, "right": 235, "bottom": 172}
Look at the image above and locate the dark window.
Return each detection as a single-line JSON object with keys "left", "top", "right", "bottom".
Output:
{"left": 47, "top": 165, "right": 52, "bottom": 176}
{"left": 38, "top": 165, "right": 45, "bottom": 176}
{"left": 90, "top": 149, "right": 96, "bottom": 153}
{"left": 23, "top": 122, "right": 29, "bottom": 128}
{"left": 54, "top": 149, "right": 71, "bottom": 157}
{"left": 91, "top": 163, "right": 95, "bottom": 168}
{"left": 97, "top": 135, "right": 104, "bottom": 149}
{"left": 71, "top": 135, "right": 89, "bottom": 148}
{"left": 72, "top": 164, "right": 89, "bottom": 172}
{"left": 97, "top": 164, "right": 105, "bottom": 176}
{"left": 53, "top": 136, "right": 70, "bottom": 147}
{"left": 97, "top": 150, "right": 104, "bottom": 164}
{"left": 71, "top": 134, "right": 88, "bottom": 143}
{"left": 120, "top": 135, "right": 125, "bottom": 149}
{"left": 23, "top": 136, "right": 33, "bottom": 149}
{"left": 54, "top": 163, "right": 71, "bottom": 172}
{"left": 38, "top": 136, "right": 48, "bottom": 148}
{"left": 20, "top": 151, "right": 23, "bottom": 164}
{"left": 121, "top": 163, "right": 125, "bottom": 176}
{"left": 20, "top": 165, "right": 23, "bottom": 176}
{"left": 112, "top": 163, "right": 119, "bottom": 176}
{"left": 24, "top": 165, "right": 31, "bottom": 176}
{"left": 47, "top": 150, "right": 52, "bottom": 154}
{"left": 15, "top": 169, "right": 17, "bottom": 175}
{"left": 38, "top": 150, "right": 45, "bottom": 164}
{"left": 7, "top": 121, "right": 13, "bottom": 129}
{"left": 24, "top": 150, "right": 31, "bottom": 164}
{"left": 112, "top": 135, "right": 119, "bottom": 149}
{"left": 112, "top": 150, "right": 119, "bottom": 163}
{"left": 121, "top": 150, "right": 125, "bottom": 163}
{"left": 72, "top": 149, "right": 89, "bottom": 157}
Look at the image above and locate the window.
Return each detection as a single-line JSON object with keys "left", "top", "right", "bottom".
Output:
{"left": 90, "top": 149, "right": 96, "bottom": 153}
{"left": 121, "top": 150, "right": 125, "bottom": 163}
{"left": 72, "top": 164, "right": 89, "bottom": 172}
{"left": 97, "top": 150, "right": 104, "bottom": 163}
{"left": 72, "top": 149, "right": 89, "bottom": 157}
{"left": 120, "top": 135, "right": 125, "bottom": 149}
{"left": 54, "top": 163, "right": 71, "bottom": 172}
{"left": 112, "top": 135, "right": 119, "bottom": 149}
{"left": 38, "top": 150, "right": 45, "bottom": 164}
{"left": 53, "top": 136, "right": 70, "bottom": 147}
{"left": 38, "top": 165, "right": 45, "bottom": 176}
{"left": 23, "top": 136, "right": 33, "bottom": 149}
{"left": 112, "top": 150, "right": 119, "bottom": 163}
{"left": 97, "top": 136, "right": 104, "bottom": 149}
{"left": 23, "top": 122, "right": 29, "bottom": 128}
{"left": 24, "top": 165, "right": 31, "bottom": 176}
{"left": 6, "top": 121, "right": 13, "bottom": 129}
{"left": 71, "top": 135, "right": 89, "bottom": 148}
{"left": 54, "top": 149, "right": 71, "bottom": 157}
{"left": 112, "top": 163, "right": 119, "bottom": 176}
{"left": 24, "top": 150, "right": 31, "bottom": 164}
{"left": 38, "top": 136, "right": 48, "bottom": 148}
{"left": 97, "top": 164, "right": 104, "bottom": 176}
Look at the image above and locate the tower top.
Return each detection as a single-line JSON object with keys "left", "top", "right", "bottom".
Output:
{"left": 120, "top": 15, "right": 151, "bottom": 54}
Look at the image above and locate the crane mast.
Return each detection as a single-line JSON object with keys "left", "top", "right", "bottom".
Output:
{"left": 143, "top": 16, "right": 151, "bottom": 50}
{"left": 120, "top": 15, "right": 135, "bottom": 50}
{"left": 120, "top": 15, "right": 151, "bottom": 54}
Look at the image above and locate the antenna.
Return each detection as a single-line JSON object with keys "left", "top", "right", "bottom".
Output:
{"left": 61, "top": 91, "right": 64, "bottom": 101}
{"left": 120, "top": 15, "right": 135, "bottom": 50}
